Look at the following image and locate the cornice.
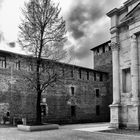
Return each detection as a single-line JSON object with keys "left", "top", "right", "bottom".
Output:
{"left": 124, "top": 0, "right": 140, "bottom": 7}
{"left": 106, "top": 8, "right": 118, "bottom": 17}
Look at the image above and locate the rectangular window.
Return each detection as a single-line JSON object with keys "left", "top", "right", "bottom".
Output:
{"left": 103, "top": 47, "right": 105, "bottom": 53}
{"left": 41, "top": 104, "right": 48, "bottom": 116}
{"left": 96, "top": 105, "right": 100, "bottom": 116}
{"left": 96, "top": 89, "right": 100, "bottom": 97}
{"left": 71, "top": 70, "right": 74, "bottom": 78}
{"left": 122, "top": 68, "right": 131, "bottom": 93}
{"left": 71, "top": 106, "right": 76, "bottom": 117}
{"left": 71, "top": 87, "right": 75, "bottom": 95}
{"left": 79, "top": 69, "right": 81, "bottom": 79}
{"left": 94, "top": 73, "right": 96, "bottom": 81}
{"left": 0, "top": 56, "right": 6, "bottom": 68}
{"left": 16, "top": 61, "right": 20, "bottom": 70}
{"left": 87, "top": 71, "right": 89, "bottom": 80}
{"left": 28, "top": 64, "right": 33, "bottom": 71}
{"left": 41, "top": 105, "right": 46, "bottom": 116}
{"left": 100, "top": 74, "right": 103, "bottom": 81}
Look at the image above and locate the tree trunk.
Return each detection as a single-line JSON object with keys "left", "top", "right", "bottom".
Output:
{"left": 36, "top": 90, "right": 42, "bottom": 124}
{"left": 36, "top": 59, "right": 42, "bottom": 124}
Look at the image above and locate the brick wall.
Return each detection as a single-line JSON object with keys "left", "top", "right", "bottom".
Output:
{"left": 0, "top": 50, "right": 111, "bottom": 124}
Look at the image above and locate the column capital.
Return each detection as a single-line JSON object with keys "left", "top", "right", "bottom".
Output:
{"left": 111, "top": 42, "right": 120, "bottom": 51}
{"left": 131, "top": 34, "right": 137, "bottom": 42}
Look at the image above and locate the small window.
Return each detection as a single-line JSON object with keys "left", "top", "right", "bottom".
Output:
{"left": 96, "top": 89, "right": 100, "bottom": 97}
{"left": 41, "top": 104, "right": 48, "bottom": 116}
{"left": 94, "top": 73, "right": 96, "bottom": 81}
{"left": 79, "top": 69, "right": 81, "bottom": 79}
{"left": 0, "top": 56, "right": 6, "bottom": 68}
{"left": 96, "top": 105, "right": 100, "bottom": 116}
{"left": 87, "top": 71, "right": 89, "bottom": 80}
{"left": 100, "top": 74, "right": 103, "bottom": 81}
{"left": 97, "top": 48, "right": 99, "bottom": 53}
{"left": 71, "top": 70, "right": 74, "bottom": 78}
{"left": 71, "top": 87, "right": 75, "bottom": 95}
{"left": 71, "top": 106, "right": 76, "bottom": 117}
{"left": 103, "top": 47, "right": 105, "bottom": 53}
{"left": 62, "top": 68, "right": 65, "bottom": 76}
{"left": 16, "top": 60, "right": 20, "bottom": 70}
{"left": 28, "top": 64, "right": 33, "bottom": 71}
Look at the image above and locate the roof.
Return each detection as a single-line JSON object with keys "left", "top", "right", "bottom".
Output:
{"left": 0, "top": 49, "right": 108, "bottom": 74}
{"left": 90, "top": 40, "right": 111, "bottom": 51}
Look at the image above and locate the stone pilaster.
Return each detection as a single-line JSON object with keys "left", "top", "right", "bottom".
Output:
{"left": 126, "top": 34, "right": 140, "bottom": 130}
{"left": 130, "top": 35, "right": 139, "bottom": 104}
{"left": 111, "top": 42, "right": 120, "bottom": 105}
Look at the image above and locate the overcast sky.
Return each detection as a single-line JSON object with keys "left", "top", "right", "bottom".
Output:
{"left": 0, "top": 0, "right": 126, "bottom": 68}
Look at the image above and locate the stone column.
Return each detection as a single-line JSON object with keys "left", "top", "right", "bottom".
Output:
{"left": 110, "top": 42, "right": 120, "bottom": 128}
{"left": 111, "top": 42, "right": 120, "bottom": 104}
{"left": 131, "top": 35, "right": 139, "bottom": 104}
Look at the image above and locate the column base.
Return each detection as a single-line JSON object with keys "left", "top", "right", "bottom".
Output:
{"left": 127, "top": 123, "right": 140, "bottom": 130}
{"left": 127, "top": 104, "right": 140, "bottom": 130}
{"left": 110, "top": 104, "right": 120, "bottom": 129}
{"left": 110, "top": 122, "right": 120, "bottom": 128}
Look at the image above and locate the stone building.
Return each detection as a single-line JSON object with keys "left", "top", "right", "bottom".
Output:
{"left": 0, "top": 49, "right": 111, "bottom": 124}
{"left": 107, "top": 0, "right": 140, "bottom": 129}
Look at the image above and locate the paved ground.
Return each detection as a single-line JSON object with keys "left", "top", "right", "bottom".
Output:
{"left": 0, "top": 123, "right": 140, "bottom": 140}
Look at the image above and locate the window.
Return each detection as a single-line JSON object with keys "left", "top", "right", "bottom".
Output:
{"left": 94, "top": 73, "right": 96, "bottom": 81}
{"left": 97, "top": 48, "right": 99, "bottom": 53}
{"left": 71, "top": 106, "right": 76, "bottom": 117}
{"left": 87, "top": 71, "right": 89, "bottom": 80}
{"left": 71, "top": 70, "right": 74, "bottom": 77}
{"left": 41, "top": 104, "right": 48, "bottom": 116}
{"left": 62, "top": 68, "right": 65, "bottom": 76}
{"left": 100, "top": 74, "right": 103, "bottom": 81}
{"left": 71, "top": 87, "right": 75, "bottom": 95}
{"left": 96, "top": 89, "right": 100, "bottom": 97}
{"left": 96, "top": 105, "right": 100, "bottom": 116}
{"left": 103, "top": 47, "right": 105, "bottom": 53}
{"left": 28, "top": 64, "right": 33, "bottom": 71}
{"left": 122, "top": 68, "right": 131, "bottom": 93}
{"left": 16, "top": 60, "right": 20, "bottom": 70}
{"left": 0, "top": 56, "right": 6, "bottom": 68}
{"left": 41, "top": 105, "right": 46, "bottom": 116}
{"left": 79, "top": 69, "right": 81, "bottom": 79}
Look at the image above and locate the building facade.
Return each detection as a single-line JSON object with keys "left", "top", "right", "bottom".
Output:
{"left": 107, "top": 0, "right": 140, "bottom": 129}
{"left": 0, "top": 49, "right": 111, "bottom": 125}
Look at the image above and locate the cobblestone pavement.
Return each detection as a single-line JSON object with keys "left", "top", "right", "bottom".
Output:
{"left": 0, "top": 123, "right": 140, "bottom": 140}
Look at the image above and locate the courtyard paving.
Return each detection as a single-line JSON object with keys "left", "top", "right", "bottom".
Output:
{"left": 0, "top": 123, "right": 140, "bottom": 140}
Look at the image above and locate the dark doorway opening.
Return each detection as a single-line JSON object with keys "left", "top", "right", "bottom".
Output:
{"left": 71, "top": 106, "right": 76, "bottom": 117}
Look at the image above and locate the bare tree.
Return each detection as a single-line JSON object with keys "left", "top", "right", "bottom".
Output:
{"left": 18, "top": 0, "right": 67, "bottom": 124}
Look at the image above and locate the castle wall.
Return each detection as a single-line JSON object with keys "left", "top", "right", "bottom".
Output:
{"left": 0, "top": 50, "right": 111, "bottom": 124}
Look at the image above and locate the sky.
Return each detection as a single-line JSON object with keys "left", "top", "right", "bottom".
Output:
{"left": 0, "top": 0, "right": 126, "bottom": 68}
